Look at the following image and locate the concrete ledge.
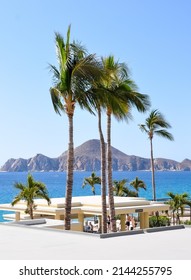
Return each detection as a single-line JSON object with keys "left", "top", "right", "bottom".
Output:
{"left": 14, "top": 219, "right": 47, "bottom": 226}
{"left": 145, "top": 225, "right": 185, "bottom": 233}
{"left": 100, "top": 229, "right": 144, "bottom": 239}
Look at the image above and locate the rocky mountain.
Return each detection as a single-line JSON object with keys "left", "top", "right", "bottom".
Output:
{"left": 1, "top": 154, "right": 59, "bottom": 172}
{"left": 179, "top": 159, "right": 191, "bottom": 171}
{"left": 0, "top": 139, "right": 189, "bottom": 172}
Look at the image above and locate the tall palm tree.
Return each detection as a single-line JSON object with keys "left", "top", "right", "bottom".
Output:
{"left": 97, "top": 106, "right": 108, "bottom": 233}
{"left": 82, "top": 172, "right": 101, "bottom": 195}
{"left": 167, "top": 192, "right": 189, "bottom": 224}
{"left": 11, "top": 174, "right": 51, "bottom": 219}
{"left": 49, "top": 25, "right": 101, "bottom": 230}
{"left": 100, "top": 55, "right": 150, "bottom": 232}
{"left": 130, "top": 176, "right": 147, "bottom": 194}
{"left": 101, "top": 56, "right": 130, "bottom": 232}
{"left": 139, "top": 109, "right": 174, "bottom": 201}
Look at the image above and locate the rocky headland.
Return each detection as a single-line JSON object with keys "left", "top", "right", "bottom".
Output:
{"left": 0, "top": 139, "right": 190, "bottom": 172}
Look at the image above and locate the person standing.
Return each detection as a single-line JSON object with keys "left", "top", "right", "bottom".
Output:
{"left": 89, "top": 221, "right": 93, "bottom": 233}
{"left": 125, "top": 214, "right": 131, "bottom": 230}
{"left": 130, "top": 216, "right": 135, "bottom": 230}
{"left": 107, "top": 215, "right": 111, "bottom": 232}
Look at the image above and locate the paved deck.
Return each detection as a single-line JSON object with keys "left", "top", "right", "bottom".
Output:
{"left": 0, "top": 223, "right": 191, "bottom": 260}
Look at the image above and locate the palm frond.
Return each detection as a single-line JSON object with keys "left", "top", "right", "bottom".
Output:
{"left": 13, "top": 182, "right": 25, "bottom": 191}
{"left": 130, "top": 176, "right": 147, "bottom": 191}
{"left": 66, "top": 24, "right": 71, "bottom": 58}
{"left": 11, "top": 194, "right": 24, "bottom": 206}
{"left": 140, "top": 109, "right": 174, "bottom": 141}
{"left": 50, "top": 87, "right": 65, "bottom": 115}
{"left": 155, "top": 129, "right": 174, "bottom": 140}
{"left": 146, "top": 109, "right": 172, "bottom": 129}
{"left": 48, "top": 64, "right": 60, "bottom": 83}
{"left": 55, "top": 32, "right": 67, "bottom": 69}
{"left": 139, "top": 124, "right": 148, "bottom": 134}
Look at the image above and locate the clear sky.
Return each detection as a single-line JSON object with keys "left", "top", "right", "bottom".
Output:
{"left": 0, "top": 0, "right": 190, "bottom": 167}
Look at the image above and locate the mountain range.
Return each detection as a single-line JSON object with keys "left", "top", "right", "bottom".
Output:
{"left": 0, "top": 139, "right": 191, "bottom": 172}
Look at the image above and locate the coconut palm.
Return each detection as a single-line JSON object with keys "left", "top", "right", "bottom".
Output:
{"left": 99, "top": 55, "right": 150, "bottom": 232}
{"left": 101, "top": 56, "right": 131, "bottom": 232}
{"left": 11, "top": 174, "right": 51, "bottom": 219}
{"left": 97, "top": 105, "right": 108, "bottom": 233}
{"left": 49, "top": 25, "right": 101, "bottom": 230}
{"left": 139, "top": 109, "right": 174, "bottom": 201}
{"left": 130, "top": 176, "right": 147, "bottom": 194}
{"left": 82, "top": 172, "right": 101, "bottom": 195}
{"left": 167, "top": 192, "right": 189, "bottom": 224}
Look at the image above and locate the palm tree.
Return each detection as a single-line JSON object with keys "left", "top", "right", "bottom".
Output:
{"left": 139, "top": 109, "right": 174, "bottom": 201}
{"left": 167, "top": 192, "right": 189, "bottom": 224}
{"left": 99, "top": 55, "right": 150, "bottom": 232}
{"left": 101, "top": 56, "right": 130, "bottom": 232}
{"left": 82, "top": 172, "right": 101, "bottom": 195}
{"left": 49, "top": 25, "right": 101, "bottom": 230}
{"left": 11, "top": 174, "right": 51, "bottom": 219}
{"left": 97, "top": 106, "right": 108, "bottom": 233}
{"left": 113, "top": 179, "right": 138, "bottom": 197}
{"left": 130, "top": 176, "right": 147, "bottom": 195}
{"left": 185, "top": 200, "right": 191, "bottom": 222}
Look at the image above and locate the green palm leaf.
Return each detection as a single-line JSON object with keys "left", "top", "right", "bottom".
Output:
{"left": 82, "top": 172, "right": 101, "bottom": 195}
{"left": 11, "top": 174, "right": 51, "bottom": 219}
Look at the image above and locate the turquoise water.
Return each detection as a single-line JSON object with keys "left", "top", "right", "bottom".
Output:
{"left": 0, "top": 171, "right": 191, "bottom": 222}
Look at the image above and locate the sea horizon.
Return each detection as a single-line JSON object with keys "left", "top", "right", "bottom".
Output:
{"left": 0, "top": 170, "right": 191, "bottom": 222}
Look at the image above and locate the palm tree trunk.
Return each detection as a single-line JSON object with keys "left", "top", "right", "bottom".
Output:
{"left": 150, "top": 138, "right": 156, "bottom": 201}
{"left": 172, "top": 211, "right": 175, "bottom": 225}
{"left": 107, "top": 112, "right": 117, "bottom": 232}
{"left": 29, "top": 203, "right": 33, "bottom": 219}
{"left": 65, "top": 113, "right": 74, "bottom": 230}
{"left": 98, "top": 108, "right": 107, "bottom": 233}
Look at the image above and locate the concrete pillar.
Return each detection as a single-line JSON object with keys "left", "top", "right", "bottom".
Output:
{"left": 140, "top": 212, "right": 149, "bottom": 229}
{"left": 55, "top": 212, "right": 61, "bottom": 220}
{"left": 139, "top": 212, "right": 145, "bottom": 229}
{"left": 120, "top": 214, "right": 126, "bottom": 231}
{"left": 78, "top": 213, "right": 84, "bottom": 232}
{"left": 144, "top": 212, "right": 149, "bottom": 229}
{"left": 15, "top": 211, "right": 20, "bottom": 221}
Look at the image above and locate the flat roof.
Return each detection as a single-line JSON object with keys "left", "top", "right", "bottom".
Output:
{"left": 0, "top": 223, "right": 190, "bottom": 260}
{"left": 0, "top": 196, "right": 169, "bottom": 217}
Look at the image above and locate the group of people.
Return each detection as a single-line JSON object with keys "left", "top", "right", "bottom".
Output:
{"left": 84, "top": 221, "right": 94, "bottom": 232}
{"left": 107, "top": 214, "right": 136, "bottom": 232}
{"left": 84, "top": 214, "right": 137, "bottom": 233}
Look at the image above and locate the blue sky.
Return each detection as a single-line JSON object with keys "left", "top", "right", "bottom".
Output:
{"left": 0, "top": 0, "right": 190, "bottom": 166}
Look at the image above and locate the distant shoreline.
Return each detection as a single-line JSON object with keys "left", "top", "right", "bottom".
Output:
{"left": 0, "top": 169, "right": 190, "bottom": 173}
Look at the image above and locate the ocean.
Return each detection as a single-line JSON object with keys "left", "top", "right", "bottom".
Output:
{"left": 0, "top": 171, "right": 191, "bottom": 222}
